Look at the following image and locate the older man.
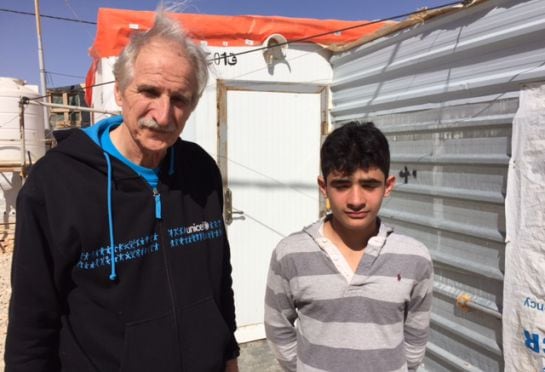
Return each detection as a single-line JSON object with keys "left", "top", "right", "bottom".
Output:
{"left": 5, "top": 10, "right": 239, "bottom": 372}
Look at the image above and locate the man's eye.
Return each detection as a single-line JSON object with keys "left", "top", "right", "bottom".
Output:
{"left": 171, "top": 96, "right": 190, "bottom": 106}
{"left": 140, "top": 89, "right": 159, "bottom": 98}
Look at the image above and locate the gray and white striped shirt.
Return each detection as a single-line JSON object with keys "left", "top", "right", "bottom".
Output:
{"left": 265, "top": 218, "right": 433, "bottom": 372}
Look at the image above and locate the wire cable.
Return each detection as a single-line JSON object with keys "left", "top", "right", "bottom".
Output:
{"left": 12, "top": 0, "right": 462, "bottom": 99}
{"left": 214, "top": 1, "right": 461, "bottom": 61}
{"left": 47, "top": 71, "right": 86, "bottom": 79}
{"left": 0, "top": 8, "right": 96, "bottom": 24}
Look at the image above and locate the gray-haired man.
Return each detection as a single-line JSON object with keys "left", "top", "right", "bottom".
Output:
{"left": 6, "top": 10, "right": 239, "bottom": 372}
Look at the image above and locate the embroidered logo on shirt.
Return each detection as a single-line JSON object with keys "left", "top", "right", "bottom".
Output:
{"left": 76, "top": 219, "right": 224, "bottom": 271}
{"left": 169, "top": 219, "right": 224, "bottom": 249}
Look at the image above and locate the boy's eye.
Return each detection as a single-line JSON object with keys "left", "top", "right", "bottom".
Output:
{"left": 331, "top": 182, "right": 350, "bottom": 190}
{"left": 360, "top": 182, "right": 381, "bottom": 190}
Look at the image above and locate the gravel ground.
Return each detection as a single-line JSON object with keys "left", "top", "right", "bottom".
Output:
{"left": 0, "top": 225, "right": 14, "bottom": 371}
{"left": 239, "top": 339, "right": 282, "bottom": 371}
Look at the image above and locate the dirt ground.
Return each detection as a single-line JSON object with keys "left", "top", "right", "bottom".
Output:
{"left": 0, "top": 223, "right": 14, "bottom": 371}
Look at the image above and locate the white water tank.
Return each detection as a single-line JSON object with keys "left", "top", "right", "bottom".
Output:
{"left": 0, "top": 77, "right": 46, "bottom": 167}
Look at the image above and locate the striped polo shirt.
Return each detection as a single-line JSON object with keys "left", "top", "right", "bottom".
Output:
{"left": 265, "top": 218, "right": 433, "bottom": 372}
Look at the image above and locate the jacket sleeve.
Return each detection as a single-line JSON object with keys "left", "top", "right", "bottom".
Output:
{"left": 264, "top": 245, "right": 298, "bottom": 372}
{"left": 404, "top": 258, "right": 434, "bottom": 371}
{"left": 215, "top": 173, "right": 240, "bottom": 362}
{"left": 5, "top": 179, "right": 63, "bottom": 372}
{"left": 220, "top": 228, "right": 240, "bottom": 361}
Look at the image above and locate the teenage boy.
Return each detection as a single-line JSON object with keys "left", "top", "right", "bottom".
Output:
{"left": 265, "top": 122, "right": 433, "bottom": 372}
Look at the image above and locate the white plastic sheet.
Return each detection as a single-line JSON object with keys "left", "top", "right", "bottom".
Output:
{"left": 504, "top": 82, "right": 545, "bottom": 371}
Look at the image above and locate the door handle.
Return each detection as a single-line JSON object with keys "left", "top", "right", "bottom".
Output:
{"left": 224, "top": 188, "right": 245, "bottom": 225}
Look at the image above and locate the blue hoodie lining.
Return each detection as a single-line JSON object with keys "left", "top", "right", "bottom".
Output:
{"left": 82, "top": 116, "right": 177, "bottom": 281}
{"left": 100, "top": 123, "right": 159, "bottom": 188}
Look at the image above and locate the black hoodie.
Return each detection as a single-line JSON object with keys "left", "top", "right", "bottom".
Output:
{"left": 5, "top": 117, "right": 239, "bottom": 371}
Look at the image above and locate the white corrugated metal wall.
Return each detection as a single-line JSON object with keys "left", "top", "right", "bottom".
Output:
{"left": 330, "top": 0, "right": 545, "bottom": 370}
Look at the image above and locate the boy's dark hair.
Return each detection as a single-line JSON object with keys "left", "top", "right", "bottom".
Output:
{"left": 320, "top": 121, "right": 390, "bottom": 180}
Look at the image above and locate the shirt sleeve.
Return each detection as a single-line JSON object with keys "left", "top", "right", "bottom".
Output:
{"left": 5, "top": 180, "right": 63, "bottom": 372}
{"left": 404, "top": 257, "right": 434, "bottom": 371}
{"left": 264, "top": 245, "right": 298, "bottom": 372}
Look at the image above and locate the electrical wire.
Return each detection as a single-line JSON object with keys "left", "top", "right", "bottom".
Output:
{"left": 239, "top": 211, "right": 286, "bottom": 238}
{"left": 11, "top": 0, "right": 462, "bottom": 99}
{"left": 0, "top": 8, "right": 96, "bottom": 24}
{"left": 47, "top": 71, "right": 86, "bottom": 79}
{"left": 219, "top": 155, "right": 318, "bottom": 202}
{"left": 216, "top": 1, "right": 461, "bottom": 60}
{"left": 64, "top": 0, "right": 96, "bottom": 40}
{"left": 3, "top": 0, "right": 462, "bottom": 67}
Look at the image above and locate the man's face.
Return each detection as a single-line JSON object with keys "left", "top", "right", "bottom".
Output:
{"left": 318, "top": 167, "right": 395, "bottom": 233}
{"left": 114, "top": 38, "right": 198, "bottom": 156}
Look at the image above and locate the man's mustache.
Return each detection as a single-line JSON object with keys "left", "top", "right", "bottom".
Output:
{"left": 138, "top": 118, "right": 176, "bottom": 133}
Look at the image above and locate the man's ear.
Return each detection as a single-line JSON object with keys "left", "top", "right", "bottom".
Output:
{"left": 384, "top": 175, "right": 396, "bottom": 197}
{"left": 317, "top": 176, "right": 327, "bottom": 198}
{"left": 114, "top": 82, "right": 123, "bottom": 108}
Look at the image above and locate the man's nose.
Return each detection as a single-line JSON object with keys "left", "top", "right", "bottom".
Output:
{"left": 152, "top": 95, "right": 173, "bottom": 125}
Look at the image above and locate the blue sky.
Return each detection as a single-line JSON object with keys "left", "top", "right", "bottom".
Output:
{"left": 1, "top": 0, "right": 455, "bottom": 88}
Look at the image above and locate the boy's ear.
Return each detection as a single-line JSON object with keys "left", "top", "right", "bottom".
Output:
{"left": 317, "top": 176, "right": 327, "bottom": 198}
{"left": 384, "top": 175, "right": 396, "bottom": 197}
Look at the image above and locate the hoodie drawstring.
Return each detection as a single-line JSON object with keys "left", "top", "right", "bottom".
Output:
{"left": 103, "top": 152, "right": 117, "bottom": 281}
{"left": 101, "top": 146, "right": 175, "bottom": 281}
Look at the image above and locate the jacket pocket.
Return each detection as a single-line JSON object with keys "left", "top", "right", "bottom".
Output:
{"left": 120, "top": 312, "right": 180, "bottom": 372}
{"left": 180, "top": 296, "right": 231, "bottom": 371}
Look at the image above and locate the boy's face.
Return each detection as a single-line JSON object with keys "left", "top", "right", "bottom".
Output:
{"left": 318, "top": 167, "right": 395, "bottom": 234}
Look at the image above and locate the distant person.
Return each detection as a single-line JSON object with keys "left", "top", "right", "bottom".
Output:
{"left": 265, "top": 122, "right": 433, "bottom": 371}
{"left": 5, "top": 9, "right": 239, "bottom": 372}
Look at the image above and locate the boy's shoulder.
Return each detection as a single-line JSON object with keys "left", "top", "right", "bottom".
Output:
{"left": 273, "top": 220, "right": 322, "bottom": 260}
{"left": 383, "top": 229, "right": 432, "bottom": 262}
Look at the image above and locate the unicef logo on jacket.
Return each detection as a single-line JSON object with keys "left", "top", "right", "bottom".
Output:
{"left": 169, "top": 219, "right": 224, "bottom": 249}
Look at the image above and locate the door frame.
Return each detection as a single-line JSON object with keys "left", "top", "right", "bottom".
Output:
{"left": 216, "top": 79, "right": 330, "bottom": 222}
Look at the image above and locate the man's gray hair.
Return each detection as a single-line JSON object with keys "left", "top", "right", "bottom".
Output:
{"left": 113, "top": 10, "right": 209, "bottom": 106}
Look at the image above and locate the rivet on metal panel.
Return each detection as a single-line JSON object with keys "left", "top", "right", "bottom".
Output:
{"left": 456, "top": 293, "right": 472, "bottom": 312}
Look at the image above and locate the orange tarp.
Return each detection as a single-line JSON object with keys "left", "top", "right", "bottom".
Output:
{"left": 90, "top": 8, "right": 390, "bottom": 57}
{"left": 86, "top": 8, "right": 391, "bottom": 104}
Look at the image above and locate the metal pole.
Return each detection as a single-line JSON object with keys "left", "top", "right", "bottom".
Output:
{"left": 34, "top": 0, "right": 50, "bottom": 131}
{"left": 19, "top": 98, "right": 28, "bottom": 177}
{"left": 28, "top": 100, "right": 120, "bottom": 115}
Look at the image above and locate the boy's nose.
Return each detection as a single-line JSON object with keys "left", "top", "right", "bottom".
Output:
{"left": 347, "top": 189, "right": 366, "bottom": 209}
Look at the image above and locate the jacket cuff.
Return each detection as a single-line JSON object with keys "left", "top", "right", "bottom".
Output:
{"left": 224, "top": 337, "right": 240, "bottom": 361}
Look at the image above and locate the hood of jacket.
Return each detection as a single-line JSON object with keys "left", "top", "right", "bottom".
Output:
{"left": 50, "top": 115, "right": 172, "bottom": 281}
{"left": 51, "top": 115, "right": 132, "bottom": 179}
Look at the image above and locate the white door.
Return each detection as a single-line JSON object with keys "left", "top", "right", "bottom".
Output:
{"left": 218, "top": 81, "right": 327, "bottom": 342}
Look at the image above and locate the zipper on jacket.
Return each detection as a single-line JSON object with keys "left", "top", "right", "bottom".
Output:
{"left": 158, "top": 219, "right": 183, "bottom": 370}
{"left": 153, "top": 188, "right": 162, "bottom": 220}
{"left": 154, "top": 188, "right": 183, "bottom": 370}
